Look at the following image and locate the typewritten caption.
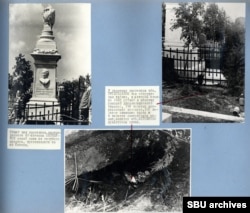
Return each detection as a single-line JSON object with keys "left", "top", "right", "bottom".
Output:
{"left": 8, "top": 129, "right": 61, "bottom": 150}
{"left": 105, "top": 86, "right": 160, "bottom": 125}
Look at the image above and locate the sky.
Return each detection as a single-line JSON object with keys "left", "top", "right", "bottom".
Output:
{"left": 9, "top": 3, "right": 91, "bottom": 82}
{"left": 164, "top": 2, "right": 246, "bottom": 46}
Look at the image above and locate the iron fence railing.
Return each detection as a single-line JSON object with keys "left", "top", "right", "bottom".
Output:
{"left": 162, "top": 47, "right": 227, "bottom": 86}
{"left": 8, "top": 101, "right": 89, "bottom": 125}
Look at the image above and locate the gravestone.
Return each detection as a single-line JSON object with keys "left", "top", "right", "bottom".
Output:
{"left": 26, "top": 5, "right": 61, "bottom": 122}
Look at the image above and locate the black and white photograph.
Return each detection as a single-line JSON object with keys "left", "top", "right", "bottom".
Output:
{"left": 162, "top": 2, "right": 245, "bottom": 123}
{"left": 65, "top": 129, "right": 190, "bottom": 212}
{"left": 8, "top": 4, "right": 91, "bottom": 125}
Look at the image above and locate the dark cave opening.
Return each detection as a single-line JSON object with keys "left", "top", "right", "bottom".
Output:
{"left": 65, "top": 137, "right": 190, "bottom": 212}
{"left": 79, "top": 142, "right": 165, "bottom": 181}
{"left": 66, "top": 141, "right": 166, "bottom": 201}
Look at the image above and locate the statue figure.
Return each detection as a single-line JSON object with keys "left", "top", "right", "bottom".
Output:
{"left": 39, "top": 70, "right": 50, "bottom": 86}
{"left": 43, "top": 5, "right": 55, "bottom": 29}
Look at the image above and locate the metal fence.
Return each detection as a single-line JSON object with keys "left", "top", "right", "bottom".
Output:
{"left": 162, "top": 47, "right": 227, "bottom": 86}
{"left": 26, "top": 102, "right": 60, "bottom": 121}
{"left": 8, "top": 101, "right": 89, "bottom": 125}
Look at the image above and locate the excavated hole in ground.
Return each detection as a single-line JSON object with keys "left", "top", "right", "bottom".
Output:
{"left": 66, "top": 144, "right": 166, "bottom": 203}
{"left": 65, "top": 139, "right": 190, "bottom": 212}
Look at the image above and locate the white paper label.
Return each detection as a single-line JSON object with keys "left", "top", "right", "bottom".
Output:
{"left": 105, "top": 86, "right": 160, "bottom": 126}
{"left": 7, "top": 128, "right": 61, "bottom": 150}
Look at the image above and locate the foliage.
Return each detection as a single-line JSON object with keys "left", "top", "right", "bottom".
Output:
{"left": 8, "top": 54, "right": 33, "bottom": 123}
{"left": 171, "top": 2, "right": 227, "bottom": 46}
{"left": 221, "top": 19, "right": 245, "bottom": 95}
{"left": 171, "top": 3, "right": 205, "bottom": 72}
{"left": 162, "top": 3, "right": 167, "bottom": 49}
{"left": 8, "top": 54, "right": 33, "bottom": 103}
{"left": 171, "top": 2, "right": 205, "bottom": 48}
{"left": 170, "top": 3, "right": 245, "bottom": 95}
{"left": 203, "top": 3, "right": 227, "bottom": 43}
{"left": 59, "top": 74, "right": 91, "bottom": 120}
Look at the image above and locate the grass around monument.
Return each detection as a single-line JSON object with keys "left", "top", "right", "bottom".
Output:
{"left": 162, "top": 83, "right": 243, "bottom": 122}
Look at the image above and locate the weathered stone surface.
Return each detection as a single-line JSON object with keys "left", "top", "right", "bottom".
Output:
{"left": 65, "top": 131, "right": 130, "bottom": 178}
{"left": 26, "top": 5, "right": 61, "bottom": 121}
{"left": 65, "top": 130, "right": 184, "bottom": 179}
{"left": 65, "top": 129, "right": 191, "bottom": 212}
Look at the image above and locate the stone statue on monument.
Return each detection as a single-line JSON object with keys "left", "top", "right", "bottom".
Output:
{"left": 26, "top": 5, "right": 61, "bottom": 123}
{"left": 39, "top": 70, "right": 50, "bottom": 86}
{"left": 43, "top": 5, "right": 55, "bottom": 30}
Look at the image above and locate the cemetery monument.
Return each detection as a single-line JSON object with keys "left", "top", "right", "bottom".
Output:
{"left": 26, "top": 5, "right": 61, "bottom": 122}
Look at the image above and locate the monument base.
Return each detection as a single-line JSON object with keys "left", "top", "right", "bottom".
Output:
{"left": 26, "top": 98, "right": 61, "bottom": 122}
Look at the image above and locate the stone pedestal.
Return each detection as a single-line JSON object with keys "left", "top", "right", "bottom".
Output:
{"left": 26, "top": 6, "right": 61, "bottom": 122}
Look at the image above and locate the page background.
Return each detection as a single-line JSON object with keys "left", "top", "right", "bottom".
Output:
{"left": 0, "top": 0, "right": 250, "bottom": 213}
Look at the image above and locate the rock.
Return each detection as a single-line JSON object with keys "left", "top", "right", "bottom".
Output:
{"left": 65, "top": 130, "right": 179, "bottom": 180}
{"left": 65, "top": 130, "right": 130, "bottom": 179}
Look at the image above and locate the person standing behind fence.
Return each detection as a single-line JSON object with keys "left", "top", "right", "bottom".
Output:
{"left": 79, "top": 83, "right": 91, "bottom": 122}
